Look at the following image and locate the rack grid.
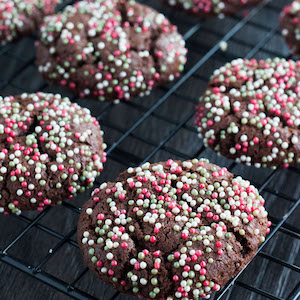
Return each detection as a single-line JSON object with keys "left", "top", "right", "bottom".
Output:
{"left": 0, "top": 0, "right": 299, "bottom": 299}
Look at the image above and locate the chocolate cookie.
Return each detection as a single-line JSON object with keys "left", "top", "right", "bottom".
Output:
{"left": 195, "top": 58, "right": 300, "bottom": 169}
{"left": 0, "top": 92, "right": 106, "bottom": 215}
{"left": 280, "top": 0, "right": 300, "bottom": 56}
{"left": 36, "top": 0, "right": 187, "bottom": 103}
{"left": 78, "top": 158, "right": 270, "bottom": 299}
{"left": 0, "top": 0, "right": 60, "bottom": 46}
{"left": 163, "top": 0, "right": 261, "bottom": 19}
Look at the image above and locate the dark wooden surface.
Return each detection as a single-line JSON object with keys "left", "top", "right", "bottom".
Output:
{"left": 0, "top": 0, "right": 299, "bottom": 300}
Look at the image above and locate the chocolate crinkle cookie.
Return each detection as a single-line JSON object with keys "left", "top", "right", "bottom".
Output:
{"left": 0, "top": 0, "right": 60, "bottom": 45}
{"left": 163, "top": 0, "right": 261, "bottom": 18}
{"left": 36, "top": 0, "right": 187, "bottom": 103}
{"left": 78, "top": 159, "right": 270, "bottom": 299}
{"left": 195, "top": 58, "right": 300, "bottom": 169}
{"left": 280, "top": 0, "right": 300, "bottom": 56}
{"left": 0, "top": 93, "right": 107, "bottom": 215}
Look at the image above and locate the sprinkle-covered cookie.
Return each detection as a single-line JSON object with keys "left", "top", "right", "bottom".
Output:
{"left": 280, "top": 0, "right": 300, "bottom": 56}
{"left": 0, "top": 0, "right": 60, "bottom": 45}
{"left": 163, "top": 0, "right": 261, "bottom": 19}
{"left": 195, "top": 58, "right": 300, "bottom": 169}
{"left": 36, "top": 0, "right": 187, "bottom": 103}
{"left": 78, "top": 159, "right": 270, "bottom": 299}
{"left": 0, "top": 92, "right": 106, "bottom": 215}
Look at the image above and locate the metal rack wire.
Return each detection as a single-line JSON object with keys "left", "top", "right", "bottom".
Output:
{"left": 0, "top": 0, "right": 299, "bottom": 299}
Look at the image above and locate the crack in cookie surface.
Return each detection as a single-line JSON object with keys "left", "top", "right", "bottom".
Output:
{"left": 78, "top": 158, "right": 270, "bottom": 299}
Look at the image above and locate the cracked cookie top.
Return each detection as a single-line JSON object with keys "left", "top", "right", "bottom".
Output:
{"left": 36, "top": 0, "right": 187, "bottom": 103}
{"left": 0, "top": 0, "right": 60, "bottom": 45}
{"left": 78, "top": 159, "right": 269, "bottom": 299}
{"left": 0, "top": 92, "right": 106, "bottom": 215}
{"left": 195, "top": 58, "right": 300, "bottom": 169}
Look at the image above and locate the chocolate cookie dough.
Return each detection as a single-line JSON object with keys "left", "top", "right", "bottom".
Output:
{"left": 0, "top": 92, "right": 106, "bottom": 215}
{"left": 195, "top": 58, "right": 300, "bottom": 169}
{"left": 36, "top": 0, "right": 187, "bottom": 103}
{"left": 280, "top": 0, "right": 300, "bottom": 56}
{"left": 163, "top": 0, "right": 261, "bottom": 18}
{"left": 0, "top": 0, "right": 60, "bottom": 45}
{"left": 78, "top": 158, "right": 270, "bottom": 299}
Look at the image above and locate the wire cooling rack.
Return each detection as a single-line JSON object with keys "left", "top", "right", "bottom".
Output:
{"left": 0, "top": 0, "right": 299, "bottom": 299}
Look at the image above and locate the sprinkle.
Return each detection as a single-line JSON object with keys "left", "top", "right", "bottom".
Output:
{"left": 220, "top": 41, "right": 228, "bottom": 52}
